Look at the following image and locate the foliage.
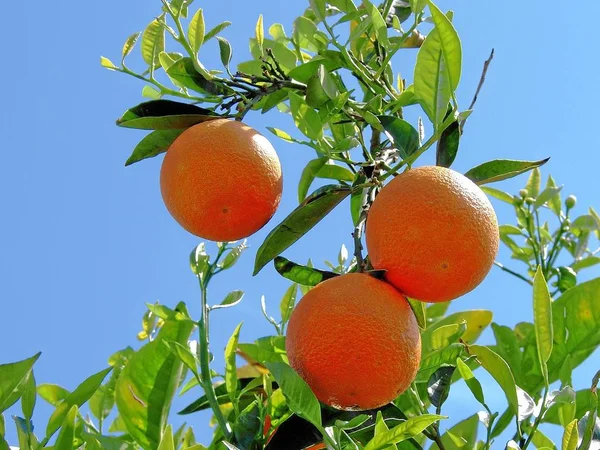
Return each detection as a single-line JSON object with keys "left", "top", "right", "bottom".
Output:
{"left": 2, "top": 0, "right": 600, "bottom": 449}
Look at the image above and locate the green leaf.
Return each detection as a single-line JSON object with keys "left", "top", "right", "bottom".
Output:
{"left": 233, "top": 401, "right": 261, "bottom": 449}
{"left": 225, "top": 323, "right": 243, "bottom": 405}
{"left": 562, "top": 419, "right": 579, "bottom": 450}
{"left": 571, "top": 256, "right": 600, "bottom": 272}
{"left": 141, "top": 19, "right": 165, "bottom": 68}
{"left": 116, "top": 100, "right": 216, "bottom": 130}
{"left": 204, "top": 21, "right": 232, "bottom": 42}
{"left": 213, "top": 291, "right": 244, "bottom": 310}
{"left": 255, "top": 15, "right": 264, "bottom": 53}
{"left": 288, "top": 58, "right": 344, "bottom": 84}
{"left": 525, "top": 167, "right": 541, "bottom": 197}
{"left": 265, "top": 362, "right": 321, "bottom": 428}
{"left": 122, "top": 32, "right": 141, "bottom": 62}
{"left": 53, "top": 405, "right": 77, "bottom": 450}
{"left": 417, "top": 343, "right": 463, "bottom": 382}
{"left": 100, "top": 56, "right": 118, "bottom": 70}
{"left": 47, "top": 367, "right": 112, "bottom": 438}
{"left": 125, "top": 129, "right": 184, "bottom": 166}
{"left": 428, "top": 1, "right": 462, "bottom": 90}
{"left": 428, "top": 323, "right": 466, "bottom": 351}
{"left": 533, "top": 267, "right": 553, "bottom": 385}
{"left": 289, "top": 92, "right": 323, "bottom": 140}
{"left": 427, "top": 366, "right": 455, "bottom": 408}
{"left": 470, "top": 345, "right": 519, "bottom": 416}
{"left": 238, "top": 336, "right": 287, "bottom": 365}
{"left": 37, "top": 384, "right": 70, "bottom": 407}
{"left": 142, "top": 85, "right": 162, "bottom": 100}
{"left": 115, "top": 303, "right": 194, "bottom": 450}
{"left": 298, "top": 158, "right": 327, "bottom": 202}
{"left": 431, "top": 414, "right": 479, "bottom": 450}
{"left": 535, "top": 186, "right": 562, "bottom": 210}
{"left": 274, "top": 256, "right": 338, "bottom": 286}
{"left": 166, "top": 58, "right": 227, "bottom": 95}
{"left": 407, "top": 298, "right": 427, "bottom": 330}
{"left": 464, "top": 158, "right": 550, "bottom": 185}
{"left": 0, "top": 353, "right": 40, "bottom": 413}
{"left": 364, "top": 415, "right": 445, "bottom": 450}
{"left": 436, "top": 120, "right": 460, "bottom": 168}
{"left": 481, "top": 186, "right": 515, "bottom": 204}
{"left": 422, "top": 310, "right": 492, "bottom": 350}
{"left": 188, "top": 9, "right": 205, "bottom": 55}
{"left": 218, "top": 241, "right": 248, "bottom": 270}
{"left": 157, "top": 424, "right": 175, "bottom": 450}
{"left": 379, "top": 116, "right": 419, "bottom": 159}
{"left": 20, "top": 372, "right": 36, "bottom": 422}
{"left": 254, "top": 185, "right": 352, "bottom": 274}
{"left": 363, "top": 0, "right": 389, "bottom": 47}
{"left": 216, "top": 37, "right": 232, "bottom": 72}
{"left": 280, "top": 284, "right": 299, "bottom": 325}
{"left": 456, "top": 357, "right": 486, "bottom": 405}
{"left": 556, "top": 266, "right": 577, "bottom": 293}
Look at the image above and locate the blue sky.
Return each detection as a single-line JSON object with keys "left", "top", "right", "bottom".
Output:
{"left": 1, "top": 0, "right": 599, "bottom": 447}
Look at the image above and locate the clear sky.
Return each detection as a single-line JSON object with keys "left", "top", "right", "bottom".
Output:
{"left": 1, "top": 0, "right": 599, "bottom": 447}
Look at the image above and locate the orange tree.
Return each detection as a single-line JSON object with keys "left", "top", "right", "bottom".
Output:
{"left": 2, "top": 0, "right": 600, "bottom": 449}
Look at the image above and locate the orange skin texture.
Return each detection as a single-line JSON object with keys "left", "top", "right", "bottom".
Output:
{"left": 286, "top": 273, "right": 421, "bottom": 411}
{"left": 160, "top": 119, "right": 283, "bottom": 241}
{"left": 366, "top": 166, "right": 499, "bottom": 303}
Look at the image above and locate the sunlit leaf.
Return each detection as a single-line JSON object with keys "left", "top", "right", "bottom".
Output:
{"left": 464, "top": 158, "right": 550, "bottom": 185}
{"left": 533, "top": 267, "right": 553, "bottom": 385}
{"left": 0, "top": 353, "right": 40, "bottom": 413}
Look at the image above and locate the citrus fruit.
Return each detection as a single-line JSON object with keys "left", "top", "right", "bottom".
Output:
{"left": 160, "top": 119, "right": 283, "bottom": 241}
{"left": 285, "top": 273, "right": 421, "bottom": 411}
{"left": 365, "top": 165, "right": 499, "bottom": 303}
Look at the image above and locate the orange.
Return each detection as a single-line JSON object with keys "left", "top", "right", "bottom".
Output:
{"left": 160, "top": 119, "right": 283, "bottom": 241}
{"left": 285, "top": 273, "right": 421, "bottom": 411}
{"left": 365, "top": 166, "right": 499, "bottom": 303}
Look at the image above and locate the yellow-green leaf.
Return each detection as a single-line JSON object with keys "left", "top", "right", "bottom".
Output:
{"left": 562, "top": 419, "right": 578, "bottom": 450}
{"left": 188, "top": 9, "right": 205, "bottom": 55}
{"left": 533, "top": 266, "right": 553, "bottom": 385}
{"left": 225, "top": 323, "right": 243, "bottom": 404}
{"left": 256, "top": 15, "right": 264, "bottom": 54}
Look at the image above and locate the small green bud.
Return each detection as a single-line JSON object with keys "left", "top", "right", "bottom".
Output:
{"left": 565, "top": 195, "right": 577, "bottom": 209}
{"left": 562, "top": 225, "right": 570, "bottom": 233}
{"left": 525, "top": 197, "right": 535, "bottom": 205}
{"left": 519, "top": 189, "right": 528, "bottom": 198}
{"left": 563, "top": 218, "right": 571, "bottom": 227}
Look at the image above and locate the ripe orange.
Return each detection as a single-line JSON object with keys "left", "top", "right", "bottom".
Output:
{"left": 286, "top": 273, "right": 421, "bottom": 411}
{"left": 160, "top": 119, "right": 283, "bottom": 241}
{"left": 365, "top": 166, "right": 499, "bottom": 303}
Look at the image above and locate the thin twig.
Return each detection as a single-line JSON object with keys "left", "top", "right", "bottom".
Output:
{"left": 460, "top": 49, "right": 495, "bottom": 131}
{"left": 494, "top": 261, "right": 533, "bottom": 285}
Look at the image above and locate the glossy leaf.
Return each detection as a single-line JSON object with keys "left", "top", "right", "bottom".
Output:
{"left": 422, "top": 310, "right": 492, "bottom": 350}
{"left": 233, "top": 401, "right": 261, "bottom": 448}
{"left": 464, "top": 158, "right": 550, "bottom": 185}
{"left": 436, "top": 120, "right": 460, "bottom": 168}
{"left": 254, "top": 185, "right": 352, "bottom": 274}
{"left": 265, "top": 362, "right": 321, "bottom": 428}
{"left": 122, "top": 32, "right": 141, "bottom": 62}
{"left": 379, "top": 116, "right": 419, "bottom": 159}
{"left": 274, "top": 256, "right": 338, "bottom": 286}
{"left": 428, "top": 1, "right": 462, "bottom": 90}
{"left": 125, "top": 129, "right": 185, "bottom": 166}
{"left": 363, "top": 0, "right": 389, "bottom": 47}
{"left": 115, "top": 303, "right": 194, "bottom": 450}
{"left": 47, "top": 367, "right": 112, "bottom": 438}
{"left": 364, "top": 414, "right": 445, "bottom": 450}
{"left": 0, "top": 353, "right": 40, "bottom": 413}
{"left": 470, "top": 345, "right": 519, "bottom": 416}
{"left": 427, "top": 366, "right": 455, "bottom": 408}
{"left": 289, "top": 92, "right": 323, "bottom": 140}
{"left": 166, "top": 58, "right": 227, "bottom": 95}
{"left": 298, "top": 158, "right": 327, "bottom": 203}
{"left": 225, "top": 323, "right": 243, "bottom": 404}
{"left": 417, "top": 343, "right": 463, "bottom": 382}
{"left": 213, "top": 291, "right": 244, "bottom": 310}
{"left": 533, "top": 267, "right": 553, "bottom": 385}
{"left": 116, "top": 100, "right": 216, "bottom": 130}
{"left": 219, "top": 241, "right": 248, "bottom": 270}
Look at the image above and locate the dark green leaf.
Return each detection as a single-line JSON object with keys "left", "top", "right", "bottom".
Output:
{"left": 436, "top": 121, "right": 460, "bottom": 168}
{"left": 116, "top": 100, "right": 216, "bottom": 130}
{"left": 427, "top": 366, "right": 455, "bottom": 408}
{"left": 379, "top": 116, "right": 419, "bottom": 159}
{"left": 0, "top": 353, "right": 40, "bottom": 413}
{"left": 125, "top": 129, "right": 185, "bottom": 166}
{"left": 556, "top": 267, "right": 577, "bottom": 293}
{"left": 464, "top": 158, "right": 550, "bottom": 185}
{"left": 274, "top": 256, "right": 338, "bottom": 286}
{"left": 265, "top": 362, "right": 321, "bottom": 428}
{"left": 233, "top": 401, "right": 261, "bottom": 448}
{"left": 115, "top": 303, "right": 194, "bottom": 450}
{"left": 254, "top": 185, "right": 352, "bottom": 274}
